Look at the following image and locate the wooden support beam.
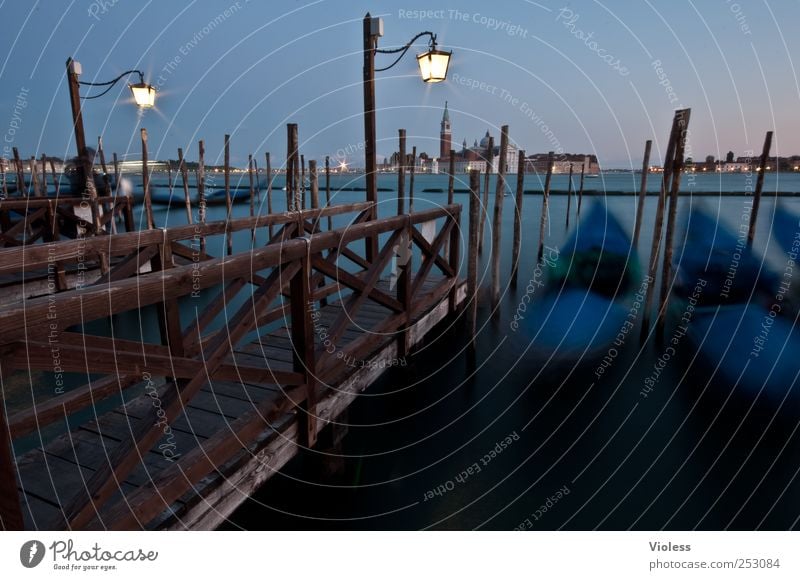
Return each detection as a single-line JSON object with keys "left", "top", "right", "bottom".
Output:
{"left": 409, "top": 146, "right": 417, "bottom": 213}
{"left": 748, "top": 130, "right": 774, "bottom": 247}
{"left": 632, "top": 140, "right": 653, "bottom": 246}
{"left": 656, "top": 108, "right": 691, "bottom": 339}
{"left": 396, "top": 217, "right": 413, "bottom": 357}
{"left": 640, "top": 110, "right": 683, "bottom": 344}
{"left": 142, "top": 128, "right": 154, "bottom": 230}
{"left": 311, "top": 255, "right": 403, "bottom": 312}
{"left": 321, "top": 229, "right": 403, "bottom": 355}
{"left": 290, "top": 249, "right": 317, "bottom": 448}
{"left": 266, "top": 152, "right": 274, "bottom": 237}
{"left": 537, "top": 151, "right": 554, "bottom": 262}
{"left": 478, "top": 137, "right": 494, "bottom": 255}
{"left": 412, "top": 219, "right": 455, "bottom": 298}
{"left": 411, "top": 228, "right": 456, "bottom": 277}
{"left": 448, "top": 208, "right": 461, "bottom": 314}
{"left": 565, "top": 163, "right": 574, "bottom": 229}
{"left": 224, "top": 134, "right": 233, "bottom": 255}
{"left": 324, "top": 155, "right": 332, "bottom": 230}
{"left": 490, "top": 125, "right": 509, "bottom": 310}
{"left": 178, "top": 148, "right": 193, "bottom": 226}
{"left": 248, "top": 154, "right": 256, "bottom": 242}
{"left": 309, "top": 160, "right": 320, "bottom": 211}
{"left": 287, "top": 124, "right": 298, "bottom": 211}
{"left": 397, "top": 129, "right": 406, "bottom": 215}
{"left": 467, "top": 170, "right": 481, "bottom": 348}
{"left": 300, "top": 154, "right": 307, "bottom": 210}
{"left": 448, "top": 149, "right": 456, "bottom": 205}
{"left": 511, "top": 149, "right": 526, "bottom": 283}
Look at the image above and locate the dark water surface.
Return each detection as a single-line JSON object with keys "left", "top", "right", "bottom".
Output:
{"left": 199, "top": 174, "right": 800, "bottom": 530}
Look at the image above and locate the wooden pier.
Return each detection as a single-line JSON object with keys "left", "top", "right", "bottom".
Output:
{"left": 0, "top": 197, "right": 466, "bottom": 530}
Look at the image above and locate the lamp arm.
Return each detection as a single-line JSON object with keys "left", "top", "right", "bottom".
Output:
{"left": 374, "top": 31, "right": 436, "bottom": 72}
{"left": 78, "top": 69, "right": 147, "bottom": 100}
{"left": 78, "top": 69, "right": 145, "bottom": 87}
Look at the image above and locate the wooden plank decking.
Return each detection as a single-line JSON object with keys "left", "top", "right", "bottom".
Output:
{"left": 14, "top": 275, "right": 464, "bottom": 530}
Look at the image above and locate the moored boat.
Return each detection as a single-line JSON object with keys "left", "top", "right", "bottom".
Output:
{"left": 671, "top": 208, "right": 796, "bottom": 400}
{"left": 524, "top": 202, "right": 644, "bottom": 361}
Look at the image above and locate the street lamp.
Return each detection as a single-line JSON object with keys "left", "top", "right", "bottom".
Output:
{"left": 65, "top": 57, "right": 156, "bottom": 212}
{"left": 362, "top": 13, "right": 451, "bottom": 258}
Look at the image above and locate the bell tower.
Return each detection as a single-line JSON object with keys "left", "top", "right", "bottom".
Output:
{"left": 440, "top": 101, "right": 452, "bottom": 160}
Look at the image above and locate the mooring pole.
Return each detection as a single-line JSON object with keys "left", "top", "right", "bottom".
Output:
{"left": 747, "top": 130, "right": 774, "bottom": 247}
{"left": 537, "top": 151, "right": 554, "bottom": 262}
{"left": 632, "top": 139, "right": 653, "bottom": 246}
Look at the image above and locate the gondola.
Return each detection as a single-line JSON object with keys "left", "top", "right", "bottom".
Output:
{"left": 671, "top": 208, "right": 797, "bottom": 400}
{"left": 525, "top": 202, "right": 643, "bottom": 360}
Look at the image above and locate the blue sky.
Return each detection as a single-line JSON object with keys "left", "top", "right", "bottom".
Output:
{"left": 1, "top": 0, "right": 798, "bottom": 168}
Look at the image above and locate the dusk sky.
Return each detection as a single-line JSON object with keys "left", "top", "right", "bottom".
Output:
{"left": 1, "top": 0, "right": 798, "bottom": 168}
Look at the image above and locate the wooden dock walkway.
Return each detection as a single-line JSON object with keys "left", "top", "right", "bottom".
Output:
{"left": 0, "top": 201, "right": 466, "bottom": 530}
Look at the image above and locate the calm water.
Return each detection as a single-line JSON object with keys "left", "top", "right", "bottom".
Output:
{"left": 9, "top": 171, "right": 800, "bottom": 529}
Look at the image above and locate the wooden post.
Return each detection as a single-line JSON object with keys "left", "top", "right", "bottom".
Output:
{"left": 300, "top": 154, "right": 306, "bottom": 210}
{"left": 287, "top": 124, "right": 299, "bottom": 211}
{"left": 248, "top": 154, "right": 256, "bottom": 242}
{"left": 324, "top": 155, "right": 332, "bottom": 230}
{"left": 656, "top": 108, "right": 691, "bottom": 339}
{"left": 447, "top": 149, "right": 456, "bottom": 205}
{"left": 397, "top": 217, "right": 412, "bottom": 357}
{"left": 141, "top": 128, "right": 154, "bottom": 229}
{"left": 363, "top": 12, "right": 378, "bottom": 228}
{"left": 537, "top": 151, "right": 554, "bottom": 262}
{"left": 198, "top": 140, "right": 207, "bottom": 229}
{"left": 66, "top": 58, "right": 100, "bottom": 230}
{"left": 511, "top": 149, "right": 526, "bottom": 283}
{"left": 632, "top": 140, "right": 653, "bottom": 246}
{"left": 565, "top": 163, "right": 574, "bottom": 229}
{"left": 29, "top": 157, "right": 41, "bottom": 197}
{"left": 290, "top": 248, "right": 317, "bottom": 447}
{"left": 112, "top": 152, "right": 120, "bottom": 195}
{"left": 113, "top": 153, "right": 133, "bottom": 232}
{"left": 490, "top": 125, "right": 509, "bottom": 309}
{"left": 266, "top": 152, "right": 274, "bottom": 237}
{"left": 748, "top": 130, "right": 774, "bottom": 247}
{"left": 0, "top": 384, "right": 24, "bottom": 530}
{"left": 49, "top": 159, "right": 60, "bottom": 199}
{"left": 397, "top": 129, "right": 406, "bottom": 215}
{"left": 41, "top": 154, "right": 48, "bottom": 196}
{"left": 177, "top": 148, "right": 193, "bottom": 225}
{"left": 467, "top": 169, "right": 481, "bottom": 350}
{"left": 0, "top": 158, "right": 7, "bottom": 198}
{"left": 253, "top": 156, "right": 262, "bottom": 206}
{"left": 449, "top": 206, "right": 461, "bottom": 314}
{"left": 478, "top": 136, "right": 494, "bottom": 254}
{"left": 12, "top": 147, "right": 25, "bottom": 196}
{"left": 309, "top": 160, "right": 320, "bottom": 211}
{"left": 96, "top": 137, "right": 111, "bottom": 201}
{"left": 224, "top": 134, "right": 233, "bottom": 256}
{"left": 577, "top": 164, "right": 585, "bottom": 216}
{"left": 409, "top": 146, "right": 417, "bottom": 213}
{"left": 640, "top": 111, "right": 683, "bottom": 343}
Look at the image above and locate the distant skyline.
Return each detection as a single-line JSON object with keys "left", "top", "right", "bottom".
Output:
{"left": 1, "top": 1, "right": 799, "bottom": 169}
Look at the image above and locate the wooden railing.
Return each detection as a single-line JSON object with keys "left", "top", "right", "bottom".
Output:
{"left": 0, "top": 202, "right": 373, "bottom": 305}
{"left": 0, "top": 201, "right": 462, "bottom": 530}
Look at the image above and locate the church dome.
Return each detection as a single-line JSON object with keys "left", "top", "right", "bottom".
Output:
{"left": 479, "top": 130, "right": 491, "bottom": 149}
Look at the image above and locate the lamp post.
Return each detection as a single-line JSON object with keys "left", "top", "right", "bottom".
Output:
{"left": 65, "top": 57, "right": 156, "bottom": 227}
{"left": 362, "top": 13, "right": 451, "bottom": 260}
